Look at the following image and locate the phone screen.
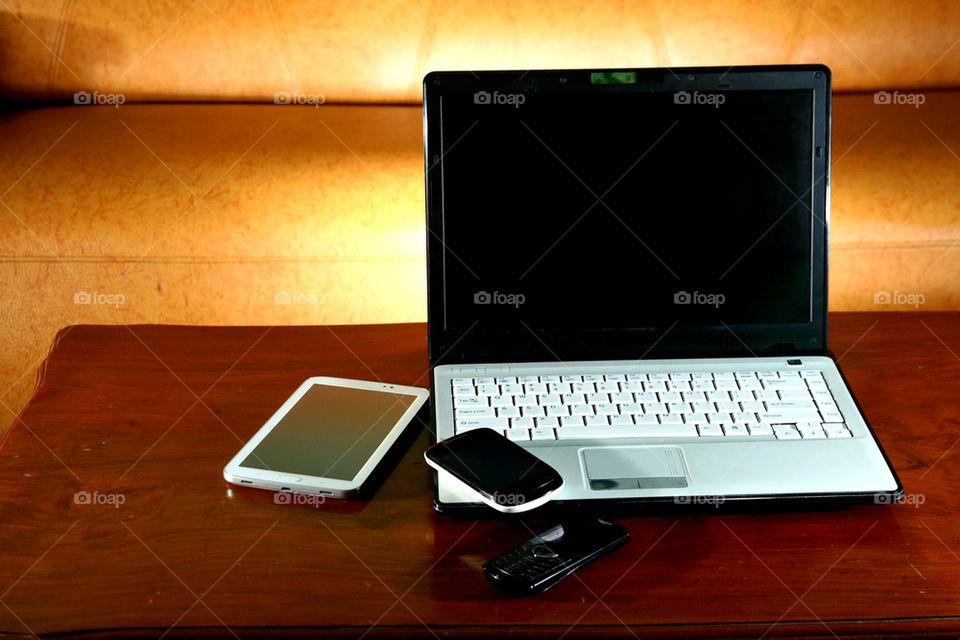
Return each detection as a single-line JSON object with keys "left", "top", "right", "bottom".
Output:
{"left": 240, "top": 384, "right": 418, "bottom": 480}
{"left": 426, "top": 429, "right": 562, "bottom": 503}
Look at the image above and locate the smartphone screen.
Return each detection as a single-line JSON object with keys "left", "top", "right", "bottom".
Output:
{"left": 240, "top": 384, "right": 418, "bottom": 480}
{"left": 425, "top": 429, "right": 562, "bottom": 505}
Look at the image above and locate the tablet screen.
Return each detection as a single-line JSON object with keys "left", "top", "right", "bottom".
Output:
{"left": 240, "top": 384, "right": 419, "bottom": 480}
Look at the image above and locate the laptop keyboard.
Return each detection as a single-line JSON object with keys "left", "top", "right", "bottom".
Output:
{"left": 451, "top": 369, "right": 853, "bottom": 442}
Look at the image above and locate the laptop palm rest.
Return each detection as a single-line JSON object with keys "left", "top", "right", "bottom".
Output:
{"left": 582, "top": 446, "right": 689, "bottom": 490}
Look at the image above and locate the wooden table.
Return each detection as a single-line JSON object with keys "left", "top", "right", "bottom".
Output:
{"left": 0, "top": 313, "right": 958, "bottom": 638}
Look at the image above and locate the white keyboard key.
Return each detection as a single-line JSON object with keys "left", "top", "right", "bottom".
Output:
{"left": 521, "top": 405, "right": 545, "bottom": 418}
{"left": 536, "top": 416, "right": 560, "bottom": 428}
{"left": 477, "top": 383, "right": 499, "bottom": 396}
{"left": 821, "top": 409, "right": 844, "bottom": 423}
{"left": 562, "top": 393, "right": 586, "bottom": 405}
{"left": 778, "top": 370, "right": 800, "bottom": 378}
{"left": 514, "top": 394, "right": 539, "bottom": 406}
{"left": 597, "top": 381, "right": 620, "bottom": 392}
{"left": 530, "top": 427, "right": 556, "bottom": 440}
{"left": 645, "top": 380, "right": 667, "bottom": 392}
{"left": 518, "top": 375, "right": 541, "bottom": 384}
{"left": 692, "top": 401, "right": 715, "bottom": 413}
{"left": 682, "top": 391, "right": 707, "bottom": 402}
{"left": 732, "top": 412, "right": 756, "bottom": 424}
{"left": 456, "top": 417, "right": 509, "bottom": 430}
{"left": 649, "top": 373, "right": 670, "bottom": 381}
{"left": 549, "top": 383, "right": 572, "bottom": 395}
{"left": 473, "top": 377, "right": 495, "bottom": 385}
{"left": 604, "top": 374, "right": 626, "bottom": 382}
{"left": 453, "top": 385, "right": 476, "bottom": 397}
{"left": 635, "top": 392, "right": 659, "bottom": 403}
{"left": 611, "top": 392, "right": 635, "bottom": 404}
{"left": 501, "top": 383, "right": 524, "bottom": 395}
{"left": 757, "top": 389, "right": 780, "bottom": 401}
{"left": 539, "top": 393, "right": 561, "bottom": 405}
{"left": 737, "top": 378, "right": 762, "bottom": 390}
{"left": 557, "top": 424, "right": 697, "bottom": 439}
{"left": 506, "top": 428, "right": 530, "bottom": 441}
{"left": 746, "top": 422, "right": 774, "bottom": 436}
{"left": 561, "top": 375, "right": 583, "bottom": 383}
{"left": 824, "top": 424, "right": 852, "bottom": 438}
{"left": 587, "top": 392, "right": 610, "bottom": 404}
{"left": 595, "top": 403, "right": 618, "bottom": 416}
{"left": 545, "top": 404, "right": 568, "bottom": 417}
{"left": 698, "top": 424, "right": 723, "bottom": 437}
{"left": 496, "top": 376, "right": 518, "bottom": 385}
{"left": 780, "top": 388, "right": 812, "bottom": 399}
{"left": 659, "top": 391, "right": 682, "bottom": 403}
{"left": 561, "top": 415, "right": 585, "bottom": 427}
{"left": 667, "top": 402, "right": 690, "bottom": 414}
{"left": 773, "top": 424, "right": 801, "bottom": 440}
{"left": 714, "top": 379, "right": 738, "bottom": 391}
{"left": 511, "top": 417, "right": 535, "bottom": 429}
{"left": 585, "top": 415, "right": 609, "bottom": 427}
{"left": 724, "top": 424, "right": 749, "bottom": 436}
{"left": 622, "top": 380, "right": 643, "bottom": 392}
{"left": 541, "top": 375, "right": 561, "bottom": 384}
{"left": 635, "top": 414, "right": 659, "bottom": 425}
{"left": 643, "top": 402, "right": 667, "bottom": 414}
{"left": 740, "top": 401, "right": 764, "bottom": 413}
{"left": 759, "top": 411, "right": 821, "bottom": 424}
{"left": 454, "top": 396, "right": 486, "bottom": 408}
{"left": 659, "top": 414, "right": 684, "bottom": 425}
{"left": 691, "top": 372, "right": 712, "bottom": 380}
{"left": 731, "top": 390, "right": 755, "bottom": 402}
{"left": 583, "top": 374, "right": 605, "bottom": 383}
{"left": 716, "top": 401, "right": 739, "bottom": 412}
{"left": 570, "top": 404, "right": 593, "bottom": 416}
{"left": 524, "top": 383, "right": 548, "bottom": 395}
{"left": 692, "top": 380, "right": 715, "bottom": 391}
{"left": 707, "top": 390, "right": 731, "bottom": 402}
{"left": 798, "top": 424, "right": 826, "bottom": 439}
{"left": 456, "top": 407, "right": 495, "bottom": 417}
{"left": 572, "top": 382, "right": 595, "bottom": 394}
{"left": 452, "top": 378, "right": 473, "bottom": 386}
{"left": 610, "top": 414, "right": 635, "bottom": 426}
{"left": 800, "top": 371, "right": 824, "bottom": 379}
{"left": 626, "top": 373, "right": 647, "bottom": 381}
{"left": 667, "top": 380, "right": 691, "bottom": 392}
{"left": 497, "top": 406, "right": 521, "bottom": 418}
{"left": 683, "top": 413, "right": 708, "bottom": 424}
{"left": 762, "top": 378, "right": 805, "bottom": 389}
{"left": 490, "top": 395, "right": 514, "bottom": 408}
{"left": 708, "top": 412, "right": 730, "bottom": 424}
{"left": 765, "top": 401, "right": 818, "bottom": 412}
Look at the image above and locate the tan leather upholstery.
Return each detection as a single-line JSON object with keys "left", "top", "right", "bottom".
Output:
{"left": 2, "top": 1, "right": 960, "bottom": 102}
{"left": 1, "top": 1, "right": 958, "bottom": 422}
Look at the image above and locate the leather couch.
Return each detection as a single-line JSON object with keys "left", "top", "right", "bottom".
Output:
{"left": 1, "top": 0, "right": 958, "bottom": 423}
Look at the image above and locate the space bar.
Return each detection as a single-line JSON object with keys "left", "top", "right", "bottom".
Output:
{"left": 557, "top": 425, "right": 698, "bottom": 439}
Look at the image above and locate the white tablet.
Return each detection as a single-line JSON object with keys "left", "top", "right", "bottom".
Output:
{"left": 223, "top": 377, "right": 429, "bottom": 498}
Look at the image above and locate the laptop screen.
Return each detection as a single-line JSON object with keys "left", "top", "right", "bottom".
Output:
{"left": 426, "top": 68, "right": 829, "bottom": 360}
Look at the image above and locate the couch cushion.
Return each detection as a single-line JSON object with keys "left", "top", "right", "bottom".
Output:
{"left": 2, "top": 1, "right": 960, "bottom": 103}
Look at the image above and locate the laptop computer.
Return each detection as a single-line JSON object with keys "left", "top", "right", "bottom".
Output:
{"left": 423, "top": 65, "right": 902, "bottom": 511}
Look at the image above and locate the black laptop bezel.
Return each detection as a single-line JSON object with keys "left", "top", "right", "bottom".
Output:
{"left": 424, "top": 65, "right": 831, "bottom": 364}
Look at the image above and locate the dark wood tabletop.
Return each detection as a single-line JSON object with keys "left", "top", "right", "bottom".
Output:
{"left": 1, "top": 313, "right": 959, "bottom": 639}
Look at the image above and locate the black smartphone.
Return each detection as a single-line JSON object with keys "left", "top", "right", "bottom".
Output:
{"left": 483, "top": 518, "right": 630, "bottom": 595}
{"left": 423, "top": 429, "right": 564, "bottom": 513}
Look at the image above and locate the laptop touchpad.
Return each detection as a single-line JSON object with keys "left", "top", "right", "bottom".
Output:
{"left": 582, "top": 446, "right": 688, "bottom": 490}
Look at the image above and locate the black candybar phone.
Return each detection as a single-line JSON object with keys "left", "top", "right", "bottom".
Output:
{"left": 423, "top": 429, "right": 563, "bottom": 513}
{"left": 483, "top": 518, "right": 630, "bottom": 595}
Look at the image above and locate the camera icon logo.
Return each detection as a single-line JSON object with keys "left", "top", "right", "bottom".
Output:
{"left": 673, "top": 291, "right": 691, "bottom": 304}
{"left": 873, "top": 91, "right": 891, "bottom": 105}
{"left": 73, "top": 291, "right": 92, "bottom": 304}
{"left": 73, "top": 490, "right": 91, "bottom": 504}
{"left": 73, "top": 90, "right": 91, "bottom": 105}
{"left": 274, "top": 91, "right": 291, "bottom": 105}
{"left": 873, "top": 291, "right": 891, "bottom": 304}
{"left": 473, "top": 91, "right": 491, "bottom": 105}
{"left": 474, "top": 291, "right": 492, "bottom": 304}
{"left": 673, "top": 91, "right": 691, "bottom": 105}
{"left": 274, "top": 492, "right": 292, "bottom": 505}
